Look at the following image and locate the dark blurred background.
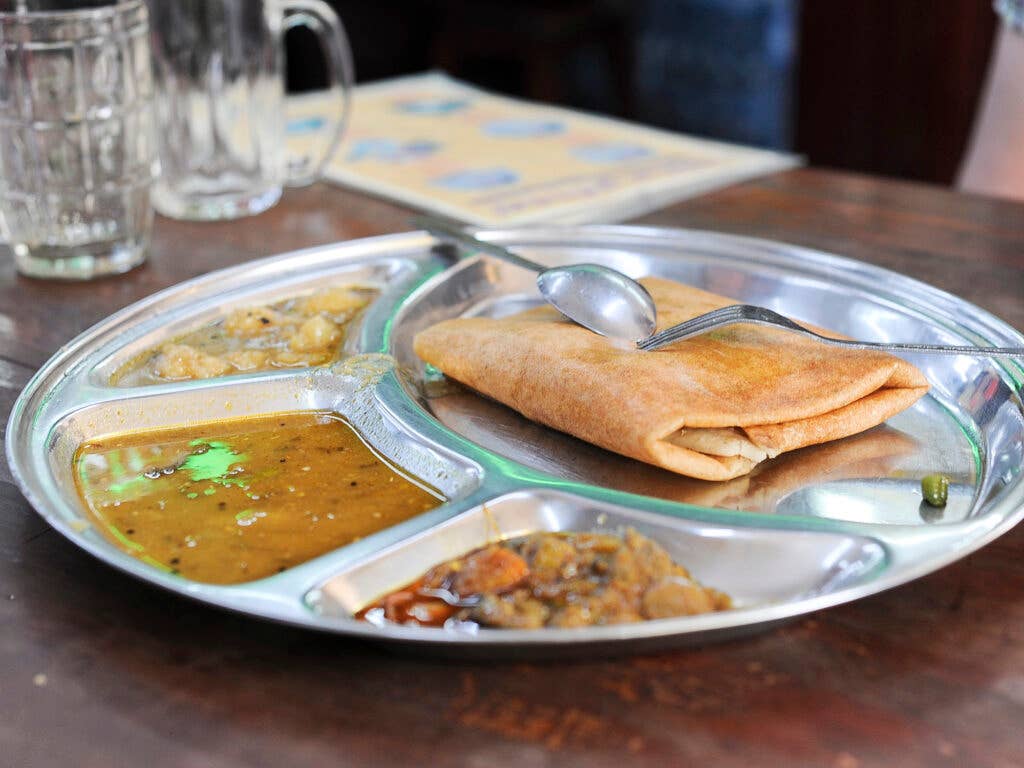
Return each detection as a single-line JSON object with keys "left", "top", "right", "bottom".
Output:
{"left": 288, "top": 0, "right": 996, "bottom": 186}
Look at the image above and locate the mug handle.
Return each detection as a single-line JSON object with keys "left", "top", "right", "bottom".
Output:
{"left": 282, "top": 0, "right": 354, "bottom": 187}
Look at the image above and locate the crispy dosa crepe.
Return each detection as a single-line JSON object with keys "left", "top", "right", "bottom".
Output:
{"left": 413, "top": 277, "right": 929, "bottom": 481}
{"left": 430, "top": 389, "right": 918, "bottom": 510}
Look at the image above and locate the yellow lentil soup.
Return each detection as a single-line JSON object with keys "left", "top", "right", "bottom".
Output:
{"left": 73, "top": 412, "right": 442, "bottom": 584}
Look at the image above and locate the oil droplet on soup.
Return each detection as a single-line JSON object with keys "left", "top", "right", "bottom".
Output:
{"left": 73, "top": 412, "right": 442, "bottom": 584}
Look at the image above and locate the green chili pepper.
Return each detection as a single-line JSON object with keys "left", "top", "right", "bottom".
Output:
{"left": 921, "top": 473, "right": 949, "bottom": 507}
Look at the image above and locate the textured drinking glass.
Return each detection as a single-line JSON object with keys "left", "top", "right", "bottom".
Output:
{"left": 0, "top": 0, "right": 159, "bottom": 279}
{"left": 147, "top": 0, "right": 353, "bottom": 221}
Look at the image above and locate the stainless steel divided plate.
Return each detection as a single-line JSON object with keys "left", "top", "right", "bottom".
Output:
{"left": 8, "top": 226, "right": 1024, "bottom": 658}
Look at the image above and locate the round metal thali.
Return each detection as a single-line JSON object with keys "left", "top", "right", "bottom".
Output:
{"left": 7, "top": 226, "right": 1024, "bottom": 657}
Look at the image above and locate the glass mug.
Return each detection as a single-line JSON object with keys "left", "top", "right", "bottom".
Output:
{"left": 0, "top": 0, "right": 159, "bottom": 279}
{"left": 147, "top": 0, "right": 353, "bottom": 220}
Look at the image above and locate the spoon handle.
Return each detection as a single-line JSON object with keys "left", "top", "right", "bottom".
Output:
{"left": 415, "top": 215, "right": 546, "bottom": 273}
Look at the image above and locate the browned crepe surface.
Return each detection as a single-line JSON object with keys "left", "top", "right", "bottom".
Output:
{"left": 429, "top": 389, "right": 918, "bottom": 511}
{"left": 414, "top": 277, "right": 929, "bottom": 481}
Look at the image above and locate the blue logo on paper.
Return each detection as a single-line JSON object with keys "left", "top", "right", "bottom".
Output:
{"left": 286, "top": 116, "right": 328, "bottom": 135}
{"left": 395, "top": 98, "right": 471, "bottom": 115}
{"left": 572, "top": 143, "right": 652, "bottom": 163}
{"left": 346, "top": 138, "right": 441, "bottom": 163}
{"left": 432, "top": 167, "right": 519, "bottom": 191}
{"left": 483, "top": 118, "right": 565, "bottom": 138}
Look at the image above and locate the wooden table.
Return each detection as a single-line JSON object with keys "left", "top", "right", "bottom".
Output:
{"left": 2, "top": 169, "right": 1023, "bottom": 767}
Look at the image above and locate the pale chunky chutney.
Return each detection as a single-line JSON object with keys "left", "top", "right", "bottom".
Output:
{"left": 74, "top": 412, "right": 442, "bottom": 584}
{"left": 112, "top": 285, "right": 377, "bottom": 386}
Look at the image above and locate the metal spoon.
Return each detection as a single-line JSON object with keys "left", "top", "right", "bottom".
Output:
{"left": 418, "top": 217, "right": 657, "bottom": 343}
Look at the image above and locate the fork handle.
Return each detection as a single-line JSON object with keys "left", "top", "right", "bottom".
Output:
{"left": 810, "top": 338, "right": 1024, "bottom": 358}
{"left": 639, "top": 312, "right": 1024, "bottom": 358}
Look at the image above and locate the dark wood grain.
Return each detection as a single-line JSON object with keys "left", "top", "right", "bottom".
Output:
{"left": 2, "top": 169, "right": 1024, "bottom": 768}
{"left": 796, "top": 0, "right": 996, "bottom": 184}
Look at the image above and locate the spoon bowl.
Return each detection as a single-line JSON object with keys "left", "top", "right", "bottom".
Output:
{"left": 418, "top": 216, "right": 657, "bottom": 344}
{"left": 537, "top": 264, "right": 656, "bottom": 342}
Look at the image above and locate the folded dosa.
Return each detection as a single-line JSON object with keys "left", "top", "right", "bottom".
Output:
{"left": 413, "top": 278, "right": 929, "bottom": 481}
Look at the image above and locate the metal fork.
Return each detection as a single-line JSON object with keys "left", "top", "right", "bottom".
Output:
{"left": 635, "top": 304, "right": 1024, "bottom": 357}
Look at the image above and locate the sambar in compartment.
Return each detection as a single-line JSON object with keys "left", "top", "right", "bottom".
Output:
{"left": 73, "top": 411, "right": 442, "bottom": 584}
{"left": 111, "top": 285, "right": 378, "bottom": 386}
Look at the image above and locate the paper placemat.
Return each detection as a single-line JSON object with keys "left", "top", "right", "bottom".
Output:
{"left": 287, "top": 72, "right": 799, "bottom": 226}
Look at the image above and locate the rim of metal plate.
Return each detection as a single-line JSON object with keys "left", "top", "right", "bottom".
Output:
{"left": 5, "top": 226, "right": 1024, "bottom": 654}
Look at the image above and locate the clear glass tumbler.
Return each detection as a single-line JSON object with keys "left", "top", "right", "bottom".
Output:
{"left": 147, "top": 0, "right": 353, "bottom": 221}
{"left": 0, "top": 0, "right": 159, "bottom": 279}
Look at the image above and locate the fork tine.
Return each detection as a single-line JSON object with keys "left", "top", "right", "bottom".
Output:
{"left": 640, "top": 323, "right": 704, "bottom": 349}
{"left": 674, "top": 312, "right": 723, "bottom": 334}
{"left": 644, "top": 317, "right": 707, "bottom": 346}
{"left": 638, "top": 305, "right": 746, "bottom": 349}
{"left": 644, "top": 320, "right": 701, "bottom": 346}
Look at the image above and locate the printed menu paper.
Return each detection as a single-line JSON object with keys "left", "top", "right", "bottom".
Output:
{"left": 287, "top": 73, "right": 799, "bottom": 226}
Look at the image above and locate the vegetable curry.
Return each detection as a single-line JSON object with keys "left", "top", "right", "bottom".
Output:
{"left": 358, "top": 528, "right": 731, "bottom": 629}
{"left": 112, "top": 285, "right": 377, "bottom": 386}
